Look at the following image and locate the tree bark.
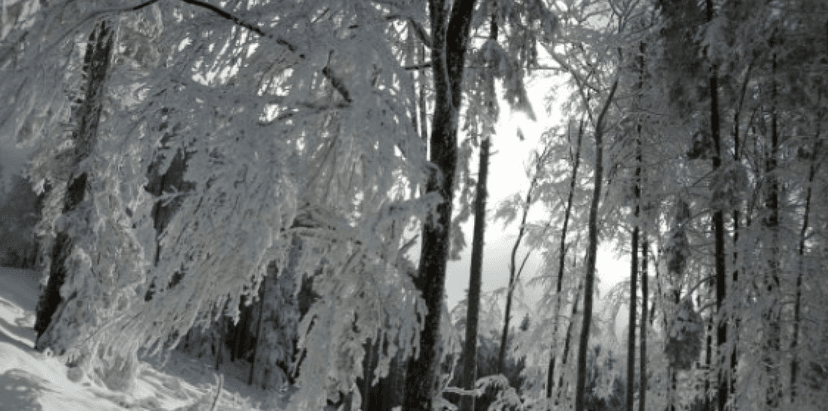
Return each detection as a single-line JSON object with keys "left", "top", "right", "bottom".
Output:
{"left": 703, "top": 2, "right": 728, "bottom": 410}
{"left": 762, "top": 49, "right": 781, "bottom": 409}
{"left": 460, "top": 126, "right": 489, "bottom": 411}
{"left": 574, "top": 78, "right": 618, "bottom": 411}
{"left": 791, "top": 134, "right": 820, "bottom": 401}
{"left": 460, "top": 59, "right": 493, "bottom": 411}
{"left": 639, "top": 234, "right": 648, "bottom": 411}
{"left": 460, "top": 11, "right": 497, "bottom": 411}
{"left": 404, "top": 0, "right": 477, "bottom": 409}
{"left": 626, "top": 133, "right": 641, "bottom": 411}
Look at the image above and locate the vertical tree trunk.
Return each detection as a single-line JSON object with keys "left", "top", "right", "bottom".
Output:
{"left": 460, "top": 26, "right": 495, "bottom": 411}
{"left": 404, "top": 0, "right": 477, "bottom": 409}
{"left": 639, "top": 234, "right": 648, "bottom": 411}
{"left": 419, "top": 44, "right": 429, "bottom": 143}
{"left": 34, "top": 21, "right": 114, "bottom": 352}
{"left": 460, "top": 10, "right": 497, "bottom": 410}
{"left": 629, "top": 39, "right": 647, "bottom": 411}
{"left": 546, "top": 118, "right": 584, "bottom": 403}
{"left": 626, "top": 128, "right": 642, "bottom": 411}
{"left": 248, "top": 274, "right": 266, "bottom": 386}
{"left": 791, "top": 135, "right": 820, "bottom": 401}
{"left": 704, "top": 286, "right": 713, "bottom": 411}
{"left": 703, "top": 2, "right": 728, "bottom": 410}
{"left": 762, "top": 49, "right": 782, "bottom": 409}
{"left": 574, "top": 79, "right": 618, "bottom": 411}
{"left": 729, "top": 62, "right": 752, "bottom": 402}
{"left": 460, "top": 127, "right": 489, "bottom": 411}
{"left": 556, "top": 277, "right": 583, "bottom": 405}
{"left": 499, "top": 147, "right": 545, "bottom": 374}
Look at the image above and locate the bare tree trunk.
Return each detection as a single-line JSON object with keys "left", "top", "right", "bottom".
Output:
{"left": 702, "top": 2, "right": 729, "bottom": 410}
{"left": 419, "top": 44, "right": 429, "bottom": 143}
{"left": 460, "top": 125, "right": 489, "bottom": 411}
{"left": 404, "top": 0, "right": 477, "bottom": 409}
{"left": 791, "top": 132, "right": 820, "bottom": 401}
{"left": 460, "top": 10, "right": 496, "bottom": 406}
{"left": 729, "top": 61, "right": 752, "bottom": 404}
{"left": 626, "top": 127, "right": 642, "bottom": 411}
{"left": 574, "top": 79, "right": 618, "bottom": 411}
{"left": 248, "top": 274, "right": 266, "bottom": 386}
{"left": 638, "top": 234, "right": 648, "bottom": 411}
{"left": 759, "top": 46, "right": 782, "bottom": 410}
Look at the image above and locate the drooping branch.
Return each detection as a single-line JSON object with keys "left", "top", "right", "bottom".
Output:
{"left": 128, "top": 0, "right": 356, "bottom": 102}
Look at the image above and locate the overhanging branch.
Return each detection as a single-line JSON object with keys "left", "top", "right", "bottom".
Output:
{"left": 128, "top": 0, "right": 352, "bottom": 102}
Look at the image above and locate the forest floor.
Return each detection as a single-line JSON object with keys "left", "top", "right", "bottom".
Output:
{"left": 0, "top": 266, "right": 277, "bottom": 411}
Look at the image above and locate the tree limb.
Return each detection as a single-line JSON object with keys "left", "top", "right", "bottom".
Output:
{"left": 128, "top": 0, "right": 354, "bottom": 102}
{"left": 408, "top": 18, "right": 433, "bottom": 48}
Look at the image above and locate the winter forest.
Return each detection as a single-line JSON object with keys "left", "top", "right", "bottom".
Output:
{"left": 0, "top": 0, "right": 826, "bottom": 410}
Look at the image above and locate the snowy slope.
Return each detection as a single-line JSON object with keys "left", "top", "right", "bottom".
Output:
{"left": 0, "top": 267, "right": 272, "bottom": 411}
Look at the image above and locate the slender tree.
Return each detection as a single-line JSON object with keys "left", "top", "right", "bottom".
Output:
{"left": 791, "top": 121, "right": 821, "bottom": 401}
{"left": 626, "top": 37, "right": 646, "bottom": 411}
{"left": 546, "top": 117, "right": 584, "bottom": 402}
{"left": 499, "top": 144, "right": 546, "bottom": 375}
{"left": 626, "top": 129, "right": 641, "bottom": 411}
{"left": 639, "top": 233, "right": 648, "bottom": 411}
{"left": 761, "top": 44, "right": 782, "bottom": 409}
{"left": 460, "top": 8, "right": 497, "bottom": 409}
{"left": 701, "top": 1, "right": 729, "bottom": 410}
{"left": 574, "top": 78, "right": 618, "bottom": 411}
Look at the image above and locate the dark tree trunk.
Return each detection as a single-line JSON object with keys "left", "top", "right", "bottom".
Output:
{"left": 703, "top": 2, "right": 728, "bottom": 410}
{"left": 574, "top": 79, "right": 618, "bottom": 411}
{"left": 460, "top": 11, "right": 497, "bottom": 411}
{"left": 404, "top": 0, "right": 477, "bottom": 409}
{"left": 34, "top": 22, "right": 114, "bottom": 351}
{"left": 639, "top": 234, "right": 648, "bottom": 411}
{"left": 248, "top": 274, "right": 266, "bottom": 386}
{"left": 792, "top": 136, "right": 820, "bottom": 400}
{"left": 762, "top": 49, "right": 781, "bottom": 409}
{"left": 626, "top": 131, "right": 641, "bottom": 411}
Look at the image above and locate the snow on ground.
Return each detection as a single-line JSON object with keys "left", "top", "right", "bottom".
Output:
{"left": 0, "top": 267, "right": 275, "bottom": 411}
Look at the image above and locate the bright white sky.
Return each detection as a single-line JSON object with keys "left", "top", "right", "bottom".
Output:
{"left": 443, "top": 73, "right": 629, "bottom": 317}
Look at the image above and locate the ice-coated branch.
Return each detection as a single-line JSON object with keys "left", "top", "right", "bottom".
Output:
{"left": 127, "top": 0, "right": 353, "bottom": 103}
